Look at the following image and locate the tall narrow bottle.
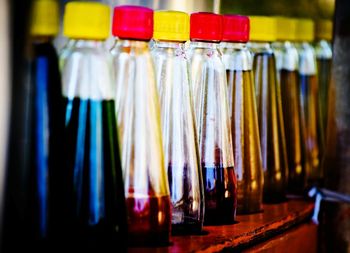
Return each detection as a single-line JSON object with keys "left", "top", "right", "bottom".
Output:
{"left": 60, "top": 3, "right": 127, "bottom": 251}
{"left": 2, "top": 0, "right": 62, "bottom": 251}
{"left": 296, "top": 19, "right": 323, "bottom": 186}
{"left": 221, "top": 15, "right": 263, "bottom": 214}
{"left": 249, "top": 16, "right": 288, "bottom": 203}
{"left": 272, "top": 17, "right": 306, "bottom": 194}
{"left": 152, "top": 11, "right": 204, "bottom": 234}
{"left": 190, "top": 13, "right": 237, "bottom": 225}
{"left": 111, "top": 6, "right": 171, "bottom": 246}
{"left": 315, "top": 19, "right": 333, "bottom": 150}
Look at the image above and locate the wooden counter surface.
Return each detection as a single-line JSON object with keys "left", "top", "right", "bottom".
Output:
{"left": 129, "top": 200, "right": 315, "bottom": 252}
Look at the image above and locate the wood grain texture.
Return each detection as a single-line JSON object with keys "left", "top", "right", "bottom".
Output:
{"left": 129, "top": 200, "right": 314, "bottom": 252}
{"left": 244, "top": 222, "right": 317, "bottom": 253}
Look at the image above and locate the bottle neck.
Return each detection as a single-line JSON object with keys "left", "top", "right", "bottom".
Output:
{"left": 190, "top": 41, "right": 220, "bottom": 49}
{"left": 114, "top": 39, "right": 149, "bottom": 50}
{"left": 31, "top": 35, "right": 53, "bottom": 44}
{"left": 154, "top": 40, "right": 185, "bottom": 49}
{"left": 73, "top": 39, "right": 105, "bottom": 49}
{"left": 315, "top": 39, "right": 332, "bottom": 60}
{"left": 221, "top": 42, "right": 247, "bottom": 50}
{"left": 248, "top": 41, "right": 273, "bottom": 53}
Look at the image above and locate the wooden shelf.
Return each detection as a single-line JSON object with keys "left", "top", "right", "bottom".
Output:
{"left": 129, "top": 200, "right": 315, "bottom": 252}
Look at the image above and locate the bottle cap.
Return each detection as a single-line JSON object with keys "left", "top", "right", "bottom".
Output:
{"left": 222, "top": 15, "right": 249, "bottom": 42}
{"left": 154, "top": 10, "right": 189, "bottom": 42}
{"left": 112, "top": 6, "right": 153, "bottom": 40}
{"left": 295, "top": 18, "right": 315, "bottom": 42}
{"left": 275, "top": 17, "right": 297, "bottom": 42}
{"left": 249, "top": 16, "right": 277, "bottom": 42}
{"left": 190, "top": 12, "right": 223, "bottom": 42}
{"left": 316, "top": 19, "right": 332, "bottom": 41}
{"left": 30, "top": 0, "right": 59, "bottom": 36}
{"left": 63, "top": 2, "right": 110, "bottom": 40}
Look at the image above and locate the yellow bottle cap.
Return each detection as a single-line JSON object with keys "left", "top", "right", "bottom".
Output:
{"left": 30, "top": 0, "right": 59, "bottom": 36}
{"left": 295, "top": 18, "right": 315, "bottom": 42}
{"left": 275, "top": 17, "right": 297, "bottom": 42}
{"left": 249, "top": 16, "right": 277, "bottom": 42}
{"left": 154, "top": 11, "right": 189, "bottom": 42}
{"left": 316, "top": 19, "right": 333, "bottom": 41}
{"left": 63, "top": 2, "right": 110, "bottom": 40}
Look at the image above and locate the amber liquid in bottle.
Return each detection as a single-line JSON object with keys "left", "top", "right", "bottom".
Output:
{"left": 226, "top": 69, "right": 263, "bottom": 213}
{"left": 253, "top": 52, "right": 288, "bottom": 203}
{"left": 317, "top": 58, "right": 332, "bottom": 147}
{"left": 280, "top": 70, "right": 306, "bottom": 194}
{"left": 299, "top": 74, "right": 323, "bottom": 186}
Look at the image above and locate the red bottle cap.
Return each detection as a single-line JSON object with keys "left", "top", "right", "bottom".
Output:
{"left": 112, "top": 5, "right": 153, "bottom": 40}
{"left": 222, "top": 15, "right": 250, "bottom": 42}
{"left": 190, "top": 12, "right": 223, "bottom": 42}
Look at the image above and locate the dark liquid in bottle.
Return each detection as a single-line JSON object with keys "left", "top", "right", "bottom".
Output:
{"left": 299, "top": 74, "right": 323, "bottom": 187}
{"left": 167, "top": 164, "right": 203, "bottom": 235}
{"left": 280, "top": 69, "right": 306, "bottom": 194}
{"left": 126, "top": 194, "right": 171, "bottom": 246}
{"left": 61, "top": 97, "right": 127, "bottom": 251}
{"left": 3, "top": 41, "right": 64, "bottom": 252}
{"left": 226, "top": 69, "right": 263, "bottom": 214}
{"left": 253, "top": 52, "right": 288, "bottom": 203}
{"left": 203, "top": 165, "right": 236, "bottom": 225}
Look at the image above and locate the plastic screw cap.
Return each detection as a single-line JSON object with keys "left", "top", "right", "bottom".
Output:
{"left": 190, "top": 12, "right": 223, "bottom": 42}
{"left": 154, "top": 10, "right": 189, "bottom": 42}
{"left": 222, "top": 15, "right": 249, "bottom": 43}
{"left": 295, "top": 18, "right": 315, "bottom": 42}
{"left": 63, "top": 2, "right": 110, "bottom": 40}
{"left": 316, "top": 19, "right": 333, "bottom": 41}
{"left": 113, "top": 5, "right": 153, "bottom": 40}
{"left": 275, "top": 17, "right": 297, "bottom": 42}
{"left": 249, "top": 16, "right": 277, "bottom": 42}
{"left": 30, "top": 0, "right": 59, "bottom": 36}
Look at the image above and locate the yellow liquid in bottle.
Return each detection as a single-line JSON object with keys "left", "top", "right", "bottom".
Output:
{"left": 253, "top": 52, "right": 288, "bottom": 203}
{"left": 227, "top": 69, "right": 263, "bottom": 214}
{"left": 280, "top": 69, "right": 306, "bottom": 194}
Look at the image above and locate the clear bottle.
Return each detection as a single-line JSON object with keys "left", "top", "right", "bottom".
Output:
{"left": 152, "top": 11, "right": 204, "bottom": 234}
{"left": 249, "top": 16, "right": 288, "bottom": 203}
{"left": 2, "top": 0, "right": 63, "bottom": 251}
{"left": 315, "top": 19, "right": 333, "bottom": 155}
{"left": 272, "top": 17, "right": 306, "bottom": 194}
{"left": 111, "top": 6, "right": 171, "bottom": 246}
{"left": 190, "top": 12, "right": 237, "bottom": 225}
{"left": 296, "top": 19, "right": 323, "bottom": 187}
{"left": 221, "top": 15, "right": 263, "bottom": 214}
{"left": 60, "top": 3, "right": 127, "bottom": 251}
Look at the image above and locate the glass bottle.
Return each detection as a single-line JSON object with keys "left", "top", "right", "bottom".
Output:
{"left": 296, "top": 19, "right": 323, "bottom": 186}
{"left": 152, "top": 11, "right": 204, "bottom": 234}
{"left": 249, "top": 16, "right": 288, "bottom": 203}
{"left": 221, "top": 15, "right": 263, "bottom": 214}
{"left": 2, "top": 0, "right": 63, "bottom": 251}
{"left": 190, "top": 12, "right": 237, "bottom": 225}
{"left": 60, "top": 3, "right": 127, "bottom": 251}
{"left": 315, "top": 19, "right": 333, "bottom": 153}
{"left": 111, "top": 6, "right": 171, "bottom": 246}
{"left": 272, "top": 17, "right": 306, "bottom": 194}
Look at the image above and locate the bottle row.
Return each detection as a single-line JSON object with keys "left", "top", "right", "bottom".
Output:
{"left": 1, "top": 0, "right": 333, "bottom": 251}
